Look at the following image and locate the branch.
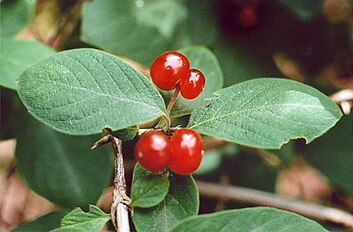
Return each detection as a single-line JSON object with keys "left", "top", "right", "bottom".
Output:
{"left": 47, "top": 0, "right": 84, "bottom": 50}
{"left": 197, "top": 181, "right": 353, "bottom": 229}
{"left": 92, "top": 133, "right": 131, "bottom": 232}
{"left": 0, "top": 161, "right": 17, "bottom": 230}
{"left": 16, "top": 0, "right": 83, "bottom": 51}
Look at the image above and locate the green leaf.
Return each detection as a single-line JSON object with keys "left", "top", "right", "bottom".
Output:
{"left": 0, "top": 0, "right": 35, "bottom": 38}
{"left": 110, "top": 125, "right": 138, "bottom": 141}
{"left": 130, "top": 174, "right": 170, "bottom": 208}
{"left": 212, "top": 38, "right": 280, "bottom": 87}
{"left": 172, "top": 0, "right": 218, "bottom": 48}
{"left": 16, "top": 115, "right": 113, "bottom": 209}
{"left": 134, "top": 0, "right": 186, "bottom": 38}
{"left": 81, "top": 0, "right": 186, "bottom": 65}
{"left": 132, "top": 164, "right": 199, "bottom": 232}
{"left": 194, "top": 150, "right": 223, "bottom": 176}
{"left": 56, "top": 205, "right": 110, "bottom": 232}
{"left": 51, "top": 229, "right": 82, "bottom": 232}
{"left": 167, "top": 46, "right": 223, "bottom": 117}
{"left": 188, "top": 78, "right": 342, "bottom": 149}
{"left": 170, "top": 207, "right": 328, "bottom": 232}
{"left": 0, "top": 39, "right": 55, "bottom": 90}
{"left": 304, "top": 115, "right": 353, "bottom": 195}
{"left": 12, "top": 211, "right": 68, "bottom": 232}
{"left": 17, "top": 48, "right": 166, "bottom": 135}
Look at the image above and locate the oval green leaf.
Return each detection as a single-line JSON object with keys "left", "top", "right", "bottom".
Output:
{"left": 166, "top": 46, "right": 223, "bottom": 118}
{"left": 81, "top": 0, "right": 186, "bottom": 65}
{"left": 0, "top": 39, "right": 55, "bottom": 90}
{"left": 172, "top": 0, "right": 218, "bottom": 48}
{"left": 17, "top": 48, "right": 166, "bottom": 135}
{"left": 194, "top": 150, "right": 223, "bottom": 175}
{"left": 212, "top": 38, "right": 280, "bottom": 87}
{"left": 0, "top": 0, "right": 35, "bottom": 38}
{"left": 55, "top": 205, "right": 110, "bottom": 232}
{"left": 130, "top": 174, "right": 170, "bottom": 208}
{"left": 132, "top": 164, "right": 199, "bottom": 232}
{"left": 170, "top": 207, "right": 328, "bottom": 232}
{"left": 188, "top": 78, "right": 342, "bottom": 149}
{"left": 16, "top": 115, "right": 113, "bottom": 209}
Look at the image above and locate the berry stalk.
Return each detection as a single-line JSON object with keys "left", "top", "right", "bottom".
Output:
{"left": 166, "top": 84, "right": 180, "bottom": 116}
{"left": 156, "top": 85, "right": 180, "bottom": 131}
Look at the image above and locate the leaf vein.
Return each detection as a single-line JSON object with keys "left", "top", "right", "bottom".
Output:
{"left": 30, "top": 78, "right": 165, "bottom": 116}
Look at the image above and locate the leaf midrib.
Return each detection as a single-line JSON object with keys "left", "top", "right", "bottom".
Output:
{"left": 62, "top": 217, "right": 109, "bottom": 228}
{"left": 132, "top": 185, "right": 168, "bottom": 207}
{"left": 47, "top": 129, "right": 84, "bottom": 198}
{"left": 189, "top": 102, "right": 333, "bottom": 129}
{"left": 24, "top": 77, "right": 166, "bottom": 116}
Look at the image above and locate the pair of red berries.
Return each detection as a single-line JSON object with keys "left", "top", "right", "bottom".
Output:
{"left": 134, "top": 129, "right": 203, "bottom": 175}
{"left": 150, "top": 51, "right": 205, "bottom": 100}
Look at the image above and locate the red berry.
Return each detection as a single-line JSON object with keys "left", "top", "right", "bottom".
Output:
{"left": 134, "top": 131, "right": 170, "bottom": 172}
{"left": 179, "top": 69, "right": 205, "bottom": 100}
{"left": 169, "top": 129, "right": 203, "bottom": 175}
{"left": 150, "top": 51, "right": 190, "bottom": 91}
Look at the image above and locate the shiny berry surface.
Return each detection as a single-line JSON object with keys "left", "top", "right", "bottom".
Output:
{"left": 150, "top": 51, "right": 190, "bottom": 91}
{"left": 169, "top": 129, "right": 203, "bottom": 175}
{"left": 134, "top": 131, "right": 170, "bottom": 172}
{"left": 180, "top": 69, "right": 205, "bottom": 100}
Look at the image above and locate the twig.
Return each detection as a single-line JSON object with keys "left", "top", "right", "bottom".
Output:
{"left": 111, "top": 136, "right": 130, "bottom": 232}
{"left": 47, "top": 0, "right": 84, "bottom": 50}
{"left": 0, "top": 162, "right": 17, "bottom": 230}
{"left": 92, "top": 133, "right": 131, "bottom": 232}
{"left": 17, "top": 0, "right": 83, "bottom": 51}
{"left": 197, "top": 181, "right": 353, "bottom": 230}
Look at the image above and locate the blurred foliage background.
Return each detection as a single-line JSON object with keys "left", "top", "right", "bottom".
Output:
{"left": 0, "top": 0, "right": 352, "bottom": 231}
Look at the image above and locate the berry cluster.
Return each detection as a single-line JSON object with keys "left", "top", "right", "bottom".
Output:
{"left": 150, "top": 51, "right": 205, "bottom": 100}
{"left": 134, "top": 128, "right": 203, "bottom": 175}
{"left": 134, "top": 52, "right": 205, "bottom": 175}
